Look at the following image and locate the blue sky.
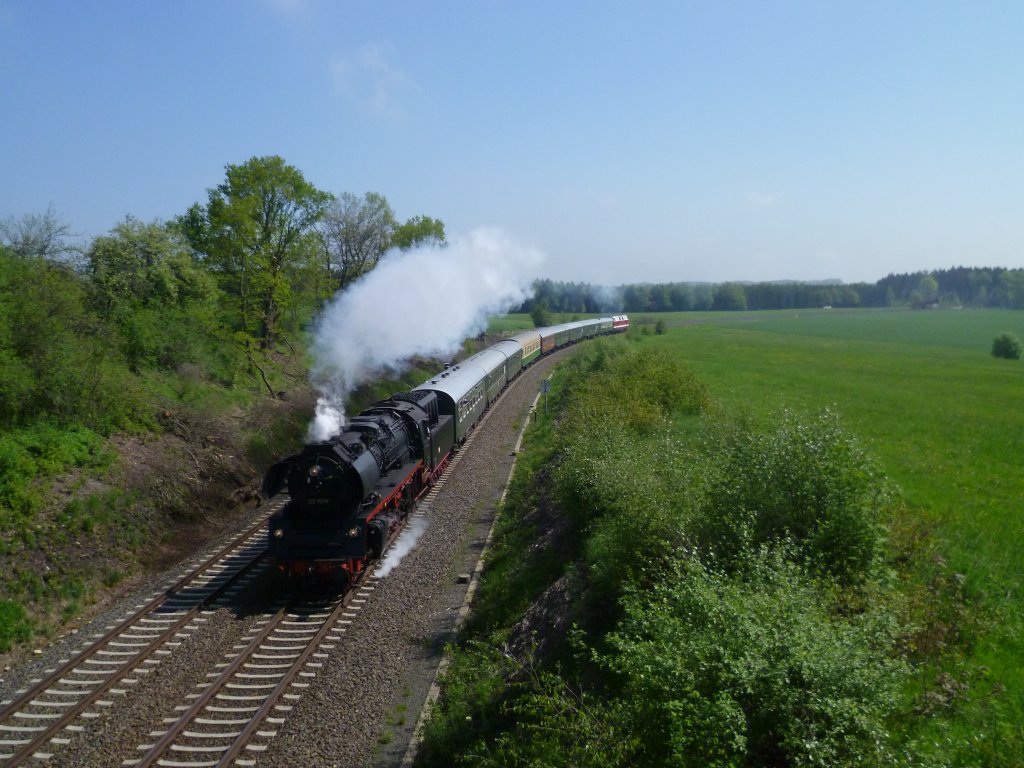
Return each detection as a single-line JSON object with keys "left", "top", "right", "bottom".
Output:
{"left": 2, "top": 0, "right": 1022, "bottom": 285}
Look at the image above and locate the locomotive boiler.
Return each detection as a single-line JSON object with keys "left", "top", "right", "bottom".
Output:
{"left": 261, "top": 390, "right": 454, "bottom": 585}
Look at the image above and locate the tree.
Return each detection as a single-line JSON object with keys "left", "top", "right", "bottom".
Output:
{"left": 531, "top": 300, "right": 553, "bottom": 328}
{"left": 669, "top": 283, "right": 692, "bottom": 311}
{"left": 912, "top": 274, "right": 939, "bottom": 307}
{"left": 317, "top": 191, "right": 396, "bottom": 297}
{"left": 177, "top": 156, "right": 330, "bottom": 344}
{"left": 0, "top": 246, "right": 134, "bottom": 427}
{"left": 712, "top": 283, "right": 748, "bottom": 311}
{"left": 0, "top": 205, "right": 78, "bottom": 262}
{"left": 86, "top": 218, "right": 217, "bottom": 371}
{"left": 992, "top": 332, "right": 1022, "bottom": 360}
{"left": 87, "top": 217, "right": 213, "bottom": 319}
{"left": 622, "top": 284, "right": 652, "bottom": 312}
{"left": 391, "top": 215, "right": 445, "bottom": 250}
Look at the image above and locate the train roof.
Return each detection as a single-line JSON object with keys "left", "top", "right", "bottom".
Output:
{"left": 460, "top": 346, "right": 509, "bottom": 374}
{"left": 414, "top": 346, "right": 509, "bottom": 401}
{"left": 508, "top": 328, "right": 541, "bottom": 345}
{"left": 539, "top": 317, "right": 605, "bottom": 336}
{"left": 490, "top": 338, "right": 525, "bottom": 357}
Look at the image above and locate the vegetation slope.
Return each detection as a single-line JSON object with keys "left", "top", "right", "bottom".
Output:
{"left": 417, "top": 313, "right": 1023, "bottom": 768}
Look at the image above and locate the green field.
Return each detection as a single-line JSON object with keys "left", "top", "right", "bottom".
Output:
{"left": 628, "top": 308, "right": 1023, "bottom": 755}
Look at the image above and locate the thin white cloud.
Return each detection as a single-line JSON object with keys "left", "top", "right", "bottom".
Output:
{"left": 331, "top": 44, "right": 413, "bottom": 120}
{"left": 745, "top": 185, "right": 785, "bottom": 208}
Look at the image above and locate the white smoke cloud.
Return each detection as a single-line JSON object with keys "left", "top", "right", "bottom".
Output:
{"left": 307, "top": 227, "right": 544, "bottom": 441}
{"left": 374, "top": 516, "right": 428, "bottom": 578}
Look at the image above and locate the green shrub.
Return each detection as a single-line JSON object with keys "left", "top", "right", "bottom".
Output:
{"left": 552, "top": 345, "right": 707, "bottom": 603}
{"left": 418, "top": 637, "right": 518, "bottom": 767}
{"left": 530, "top": 302, "right": 552, "bottom": 328}
{"left": 991, "top": 332, "right": 1022, "bottom": 360}
{"left": 603, "top": 550, "right": 909, "bottom": 767}
{"left": 561, "top": 343, "right": 708, "bottom": 435}
{"left": 689, "top": 409, "right": 891, "bottom": 585}
{"left": 0, "top": 599, "right": 32, "bottom": 651}
{"left": 0, "top": 423, "right": 110, "bottom": 523}
{"left": 555, "top": 421, "right": 690, "bottom": 605}
{"left": 420, "top": 639, "right": 636, "bottom": 768}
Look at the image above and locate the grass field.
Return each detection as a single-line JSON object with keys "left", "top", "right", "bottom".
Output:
{"left": 616, "top": 307, "right": 1024, "bottom": 757}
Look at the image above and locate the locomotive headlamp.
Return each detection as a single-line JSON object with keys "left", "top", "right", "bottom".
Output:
{"left": 309, "top": 464, "right": 321, "bottom": 478}
{"left": 347, "top": 526, "right": 360, "bottom": 538}
{"left": 273, "top": 528, "right": 285, "bottom": 538}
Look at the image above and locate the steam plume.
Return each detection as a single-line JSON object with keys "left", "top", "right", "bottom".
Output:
{"left": 307, "top": 227, "right": 544, "bottom": 441}
{"left": 374, "top": 516, "right": 428, "bottom": 577}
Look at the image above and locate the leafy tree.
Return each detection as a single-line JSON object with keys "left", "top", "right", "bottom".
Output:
{"left": 86, "top": 218, "right": 217, "bottom": 371}
{"left": 622, "top": 283, "right": 652, "bottom": 312}
{"left": 669, "top": 283, "right": 693, "bottom": 311}
{"left": 992, "top": 332, "right": 1022, "bottom": 360}
{"left": 177, "top": 156, "right": 330, "bottom": 344}
{"left": 530, "top": 300, "right": 552, "bottom": 328}
{"left": 912, "top": 274, "right": 939, "bottom": 307}
{"left": 711, "top": 282, "right": 748, "bottom": 311}
{"left": 0, "top": 246, "right": 137, "bottom": 428}
{"left": 391, "top": 214, "right": 446, "bottom": 250}
{"left": 87, "top": 217, "right": 213, "bottom": 319}
{"left": 317, "top": 191, "right": 396, "bottom": 296}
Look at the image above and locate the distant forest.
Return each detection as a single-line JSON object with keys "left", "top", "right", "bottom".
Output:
{"left": 517, "top": 267, "right": 1024, "bottom": 314}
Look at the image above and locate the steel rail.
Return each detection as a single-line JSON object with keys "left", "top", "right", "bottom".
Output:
{"left": 130, "top": 599, "right": 295, "bottom": 767}
{"left": 0, "top": 513, "right": 273, "bottom": 766}
{"left": 213, "top": 584, "right": 363, "bottom": 766}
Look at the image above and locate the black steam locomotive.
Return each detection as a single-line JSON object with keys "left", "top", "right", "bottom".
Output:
{"left": 262, "top": 390, "right": 454, "bottom": 585}
{"left": 261, "top": 315, "right": 629, "bottom": 585}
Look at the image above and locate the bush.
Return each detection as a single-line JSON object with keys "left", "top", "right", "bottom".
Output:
{"left": 603, "top": 550, "right": 908, "bottom": 767}
{"left": 553, "top": 345, "right": 708, "bottom": 602}
{"left": 420, "top": 343, "right": 919, "bottom": 767}
{"left": 689, "top": 409, "right": 891, "bottom": 585}
{"left": 530, "top": 302, "right": 552, "bottom": 328}
{"left": 0, "top": 423, "right": 110, "bottom": 523}
{"left": 991, "top": 332, "right": 1022, "bottom": 360}
{"left": 0, "top": 599, "right": 31, "bottom": 651}
{"left": 421, "top": 638, "right": 636, "bottom": 768}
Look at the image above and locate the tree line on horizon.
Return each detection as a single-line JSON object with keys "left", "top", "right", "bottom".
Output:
{"left": 518, "top": 267, "right": 1024, "bottom": 316}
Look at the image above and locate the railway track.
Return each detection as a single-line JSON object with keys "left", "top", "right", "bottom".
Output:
{"left": 0, "top": 349, "right": 563, "bottom": 766}
{"left": 123, "top": 427, "right": 490, "bottom": 767}
{"left": 127, "top": 586, "right": 361, "bottom": 767}
{"left": 0, "top": 508, "right": 277, "bottom": 765}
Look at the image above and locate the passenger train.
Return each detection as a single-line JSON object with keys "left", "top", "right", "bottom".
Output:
{"left": 261, "top": 315, "right": 629, "bottom": 585}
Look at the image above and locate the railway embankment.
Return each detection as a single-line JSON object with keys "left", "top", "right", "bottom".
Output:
{"left": 412, "top": 340, "right": 935, "bottom": 768}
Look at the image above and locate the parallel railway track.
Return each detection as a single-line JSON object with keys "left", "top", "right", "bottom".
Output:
{"left": 129, "top": 588, "right": 357, "bottom": 767}
{"left": 0, "top": 346, "right": 559, "bottom": 766}
{"left": 0, "top": 510, "right": 276, "bottom": 765}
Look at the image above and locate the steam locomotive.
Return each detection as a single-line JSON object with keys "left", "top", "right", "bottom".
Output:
{"left": 261, "top": 315, "right": 629, "bottom": 586}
